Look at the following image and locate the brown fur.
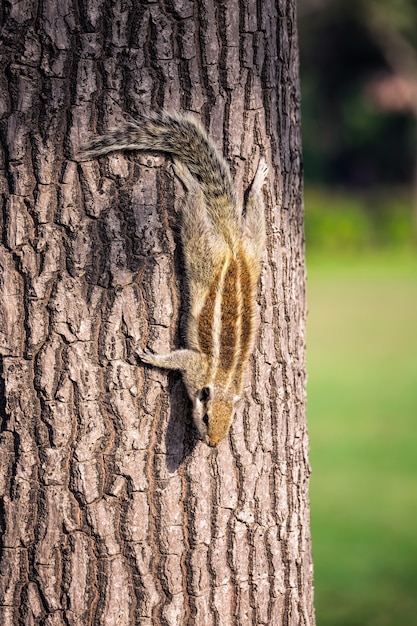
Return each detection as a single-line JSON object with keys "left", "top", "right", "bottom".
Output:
{"left": 197, "top": 266, "right": 222, "bottom": 358}
{"left": 233, "top": 249, "right": 255, "bottom": 391}
{"left": 218, "top": 258, "right": 239, "bottom": 374}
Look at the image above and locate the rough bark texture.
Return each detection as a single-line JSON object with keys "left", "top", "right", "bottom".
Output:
{"left": 0, "top": 1, "right": 313, "bottom": 625}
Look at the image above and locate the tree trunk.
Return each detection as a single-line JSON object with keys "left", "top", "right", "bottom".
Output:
{"left": 0, "top": 1, "right": 313, "bottom": 625}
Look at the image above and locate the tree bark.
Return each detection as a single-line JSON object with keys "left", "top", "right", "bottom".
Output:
{"left": 0, "top": 1, "right": 313, "bottom": 625}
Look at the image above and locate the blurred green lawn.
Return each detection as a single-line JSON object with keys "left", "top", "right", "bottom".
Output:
{"left": 307, "top": 251, "right": 417, "bottom": 626}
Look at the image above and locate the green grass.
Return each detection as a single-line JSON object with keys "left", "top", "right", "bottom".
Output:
{"left": 307, "top": 251, "right": 417, "bottom": 626}
{"left": 304, "top": 186, "right": 416, "bottom": 251}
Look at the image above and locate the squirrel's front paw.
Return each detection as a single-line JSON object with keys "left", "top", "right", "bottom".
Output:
{"left": 135, "top": 348, "right": 154, "bottom": 364}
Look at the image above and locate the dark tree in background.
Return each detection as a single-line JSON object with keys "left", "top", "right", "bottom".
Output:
{"left": 298, "top": 0, "right": 417, "bottom": 188}
{"left": 0, "top": 1, "right": 313, "bottom": 625}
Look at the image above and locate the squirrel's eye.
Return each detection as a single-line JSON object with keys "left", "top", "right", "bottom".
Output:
{"left": 202, "top": 414, "right": 209, "bottom": 426}
{"left": 199, "top": 387, "right": 210, "bottom": 402}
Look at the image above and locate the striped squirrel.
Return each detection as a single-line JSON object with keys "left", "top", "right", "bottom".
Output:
{"left": 77, "top": 111, "right": 268, "bottom": 446}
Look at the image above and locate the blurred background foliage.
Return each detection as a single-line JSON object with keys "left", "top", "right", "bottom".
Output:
{"left": 298, "top": 1, "right": 417, "bottom": 624}
{"left": 299, "top": 0, "right": 417, "bottom": 183}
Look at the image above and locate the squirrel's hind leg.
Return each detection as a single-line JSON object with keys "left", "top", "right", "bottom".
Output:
{"left": 242, "top": 157, "right": 268, "bottom": 264}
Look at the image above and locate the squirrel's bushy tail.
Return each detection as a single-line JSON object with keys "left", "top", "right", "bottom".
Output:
{"left": 77, "top": 111, "right": 236, "bottom": 204}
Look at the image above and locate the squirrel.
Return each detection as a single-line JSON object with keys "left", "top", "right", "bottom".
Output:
{"left": 77, "top": 111, "right": 268, "bottom": 446}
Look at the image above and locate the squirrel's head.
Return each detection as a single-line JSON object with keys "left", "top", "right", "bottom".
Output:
{"left": 192, "top": 385, "right": 239, "bottom": 446}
